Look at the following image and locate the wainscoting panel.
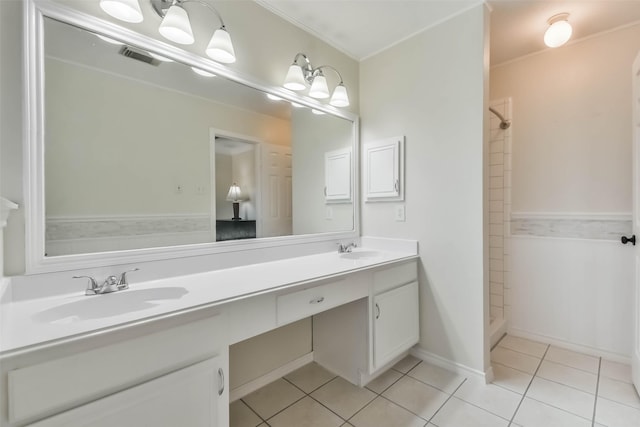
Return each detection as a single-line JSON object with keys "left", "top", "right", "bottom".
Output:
{"left": 508, "top": 235, "right": 634, "bottom": 358}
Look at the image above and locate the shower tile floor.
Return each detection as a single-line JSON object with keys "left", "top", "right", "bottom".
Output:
{"left": 230, "top": 335, "right": 640, "bottom": 427}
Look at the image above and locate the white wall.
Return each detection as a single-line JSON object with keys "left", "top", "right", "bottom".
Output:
{"left": 491, "top": 23, "right": 640, "bottom": 358}
{"left": 492, "top": 24, "right": 640, "bottom": 213}
{"left": 360, "top": 5, "right": 489, "bottom": 374}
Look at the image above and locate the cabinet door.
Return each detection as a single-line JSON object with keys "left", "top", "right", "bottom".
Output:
{"left": 363, "top": 137, "right": 404, "bottom": 201}
{"left": 373, "top": 281, "right": 419, "bottom": 369}
{"left": 324, "top": 148, "right": 352, "bottom": 202}
{"left": 28, "top": 356, "right": 227, "bottom": 427}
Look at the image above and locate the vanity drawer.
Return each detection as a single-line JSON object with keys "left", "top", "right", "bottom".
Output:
{"left": 373, "top": 260, "right": 418, "bottom": 294}
{"left": 7, "top": 312, "right": 226, "bottom": 424}
{"left": 277, "top": 278, "right": 368, "bottom": 326}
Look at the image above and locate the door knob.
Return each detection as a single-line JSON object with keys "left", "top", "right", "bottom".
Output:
{"left": 621, "top": 235, "right": 636, "bottom": 246}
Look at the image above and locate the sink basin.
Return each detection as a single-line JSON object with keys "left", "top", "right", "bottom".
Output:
{"left": 33, "top": 287, "right": 188, "bottom": 324}
{"left": 340, "top": 250, "right": 379, "bottom": 260}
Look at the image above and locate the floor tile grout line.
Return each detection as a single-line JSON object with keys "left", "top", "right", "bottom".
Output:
{"left": 533, "top": 373, "right": 599, "bottom": 395}
{"left": 507, "top": 343, "right": 549, "bottom": 426}
{"left": 283, "top": 373, "right": 339, "bottom": 395}
{"left": 345, "top": 363, "right": 414, "bottom": 424}
{"left": 425, "top": 377, "right": 468, "bottom": 424}
{"left": 238, "top": 398, "right": 270, "bottom": 425}
{"left": 491, "top": 360, "right": 538, "bottom": 376}
{"left": 521, "top": 395, "right": 595, "bottom": 423}
{"left": 496, "top": 344, "right": 546, "bottom": 360}
{"left": 592, "top": 357, "right": 602, "bottom": 427}
{"left": 541, "top": 358, "right": 601, "bottom": 376}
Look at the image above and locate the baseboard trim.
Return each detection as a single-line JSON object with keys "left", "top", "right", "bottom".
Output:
{"left": 508, "top": 328, "right": 631, "bottom": 364}
{"left": 230, "top": 352, "right": 314, "bottom": 402}
{"left": 411, "top": 346, "right": 493, "bottom": 383}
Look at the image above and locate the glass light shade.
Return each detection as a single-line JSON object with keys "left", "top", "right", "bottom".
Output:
{"left": 284, "top": 65, "right": 307, "bottom": 91}
{"left": 309, "top": 75, "right": 330, "bottom": 99}
{"left": 226, "top": 184, "right": 242, "bottom": 201}
{"left": 544, "top": 20, "right": 572, "bottom": 48}
{"left": 206, "top": 28, "right": 236, "bottom": 63}
{"left": 99, "top": 0, "right": 143, "bottom": 23}
{"left": 158, "top": 5, "right": 194, "bottom": 45}
{"left": 191, "top": 67, "right": 215, "bottom": 77}
{"left": 329, "top": 83, "right": 349, "bottom": 107}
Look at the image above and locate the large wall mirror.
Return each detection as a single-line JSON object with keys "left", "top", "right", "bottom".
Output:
{"left": 26, "top": 1, "right": 358, "bottom": 272}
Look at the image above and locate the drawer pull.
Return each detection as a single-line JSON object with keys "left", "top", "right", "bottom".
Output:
{"left": 218, "top": 368, "right": 225, "bottom": 396}
{"left": 309, "top": 296, "right": 325, "bottom": 304}
{"left": 375, "top": 303, "right": 380, "bottom": 319}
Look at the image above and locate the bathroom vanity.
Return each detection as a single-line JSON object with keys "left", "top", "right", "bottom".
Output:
{"left": 0, "top": 248, "right": 418, "bottom": 426}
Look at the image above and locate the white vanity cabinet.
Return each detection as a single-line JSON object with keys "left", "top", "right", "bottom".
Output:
{"left": 372, "top": 281, "right": 419, "bottom": 370}
{"left": 27, "top": 356, "right": 226, "bottom": 427}
{"left": 1, "top": 311, "right": 229, "bottom": 427}
{"left": 313, "top": 260, "right": 419, "bottom": 386}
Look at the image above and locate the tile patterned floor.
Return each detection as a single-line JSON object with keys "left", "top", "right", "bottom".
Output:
{"left": 230, "top": 335, "right": 640, "bottom": 427}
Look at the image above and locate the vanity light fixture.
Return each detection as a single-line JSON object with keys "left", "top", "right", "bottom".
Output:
{"left": 544, "top": 13, "right": 572, "bottom": 48}
{"left": 226, "top": 183, "right": 243, "bottom": 220}
{"left": 102, "top": 0, "right": 236, "bottom": 64}
{"left": 99, "top": 0, "right": 144, "bottom": 23}
{"left": 283, "top": 53, "right": 350, "bottom": 108}
{"left": 152, "top": 0, "right": 236, "bottom": 63}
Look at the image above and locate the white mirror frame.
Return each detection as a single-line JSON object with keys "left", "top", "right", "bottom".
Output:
{"left": 24, "top": 0, "right": 359, "bottom": 274}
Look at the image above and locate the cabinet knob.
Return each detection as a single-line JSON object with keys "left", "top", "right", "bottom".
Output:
{"left": 309, "top": 296, "right": 325, "bottom": 304}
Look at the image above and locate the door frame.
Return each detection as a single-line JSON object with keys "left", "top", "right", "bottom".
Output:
{"left": 632, "top": 51, "right": 640, "bottom": 391}
{"left": 209, "top": 129, "right": 264, "bottom": 239}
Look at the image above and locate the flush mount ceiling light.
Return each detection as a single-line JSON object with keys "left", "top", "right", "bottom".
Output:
{"left": 283, "top": 53, "right": 350, "bottom": 108}
{"left": 544, "top": 13, "right": 572, "bottom": 48}
{"left": 102, "top": 0, "right": 236, "bottom": 64}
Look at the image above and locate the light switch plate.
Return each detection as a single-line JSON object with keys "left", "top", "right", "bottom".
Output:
{"left": 325, "top": 207, "right": 333, "bottom": 220}
{"left": 395, "top": 205, "right": 405, "bottom": 221}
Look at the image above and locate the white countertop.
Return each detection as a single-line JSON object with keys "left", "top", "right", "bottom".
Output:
{"left": 0, "top": 246, "right": 417, "bottom": 357}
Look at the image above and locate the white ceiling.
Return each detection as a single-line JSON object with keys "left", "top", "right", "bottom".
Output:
{"left": 257, "top": 0, "right": 640, "bottom": 65}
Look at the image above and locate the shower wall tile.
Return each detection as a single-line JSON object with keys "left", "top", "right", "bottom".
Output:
{"left": 490, "top": 270, "right": 503, "bottom": 284}
{"left": 489, "top": 98, "right": 512, "bottom": 324}
{"left": 490, "top": 282, "right": 504, "bottom": 295}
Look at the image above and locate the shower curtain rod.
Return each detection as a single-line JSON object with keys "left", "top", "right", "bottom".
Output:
{"left": 489, "top": 107, "right": 511, "bottom": 129}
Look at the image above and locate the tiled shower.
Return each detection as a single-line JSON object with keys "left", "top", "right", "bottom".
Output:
{"left": 489, "top": 98, "right": 512, "bottom": 346}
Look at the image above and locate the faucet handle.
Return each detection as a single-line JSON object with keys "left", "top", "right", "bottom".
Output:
{"left": 73, "top": 275, "right": 99, "bottom": 295}
{"left": 117, "top": 268, "right": 139, "bottom": 289}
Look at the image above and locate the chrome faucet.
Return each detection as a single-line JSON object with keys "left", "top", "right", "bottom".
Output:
{"left": 337, "top": 242, "right": 357, "bottom": 253}
{"left": 73, "top": 268, "right": 139, "bottom": 295}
